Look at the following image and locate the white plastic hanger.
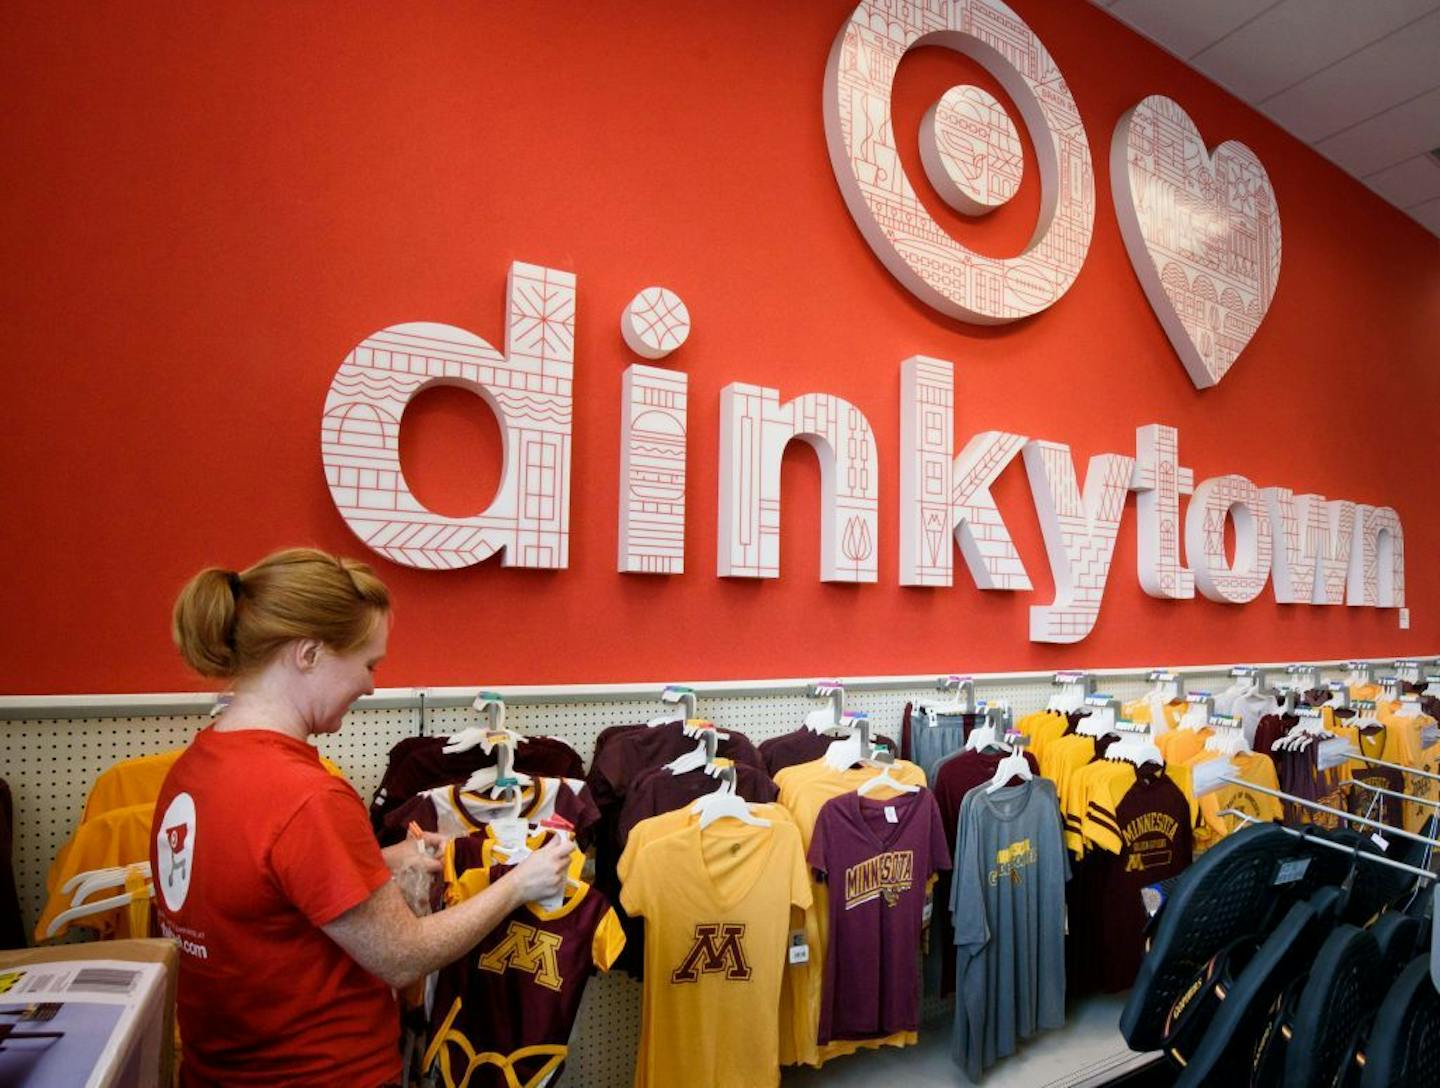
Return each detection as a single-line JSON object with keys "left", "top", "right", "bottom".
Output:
{"left": 648, "top": 685, "right": 697, "bottom": 727}
{"left": 46, "top": 862, "right": 153, "bottom": 939}
{"left": 986, "top": 749, "right": 1033, "bottom": 792}
{"left": 444, "top": 691, "right": 522, "bottom": 754}
{"left": 691, "top": 765, "right": 771, "bottom": 829}
{"left": 804, "top": 680, "right": 852, "bottom": 733}
{"left": 1204, "top": 724, "right": 1251, "bottom": 757}
{"left": 823, "top": 712, "right": 876, "bottom": 770}
{"left": 665, "top": 720, "right": 726, "bottom": 774}
{"left": 926, "top": 675, "right": 975, "bottom": 717}
{"left": 856, "top": 750, "right": 920, "bottom": 796}
{"left": 462, "top": 722, "right": 534, "bottom": 795}
{"left": 1106, "top": 737, "right": 1165, "bottom": 767}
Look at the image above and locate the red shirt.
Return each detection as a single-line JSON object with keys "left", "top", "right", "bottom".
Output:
{"left": 150, "top": 727, "right": 398, "bottom": 1087}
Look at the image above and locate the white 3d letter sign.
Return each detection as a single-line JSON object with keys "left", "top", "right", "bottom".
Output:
{"left": 1350, "top": 506, "right": 1405, "bottom": 608}
{"left": 1112, "top": 95, "right": 1282, "bottom": 388}
{"left": 718, "top": 385, "right": 878, "bottom": 582}
{"left": 321, "top": 262, "right": 575, "bottom": 570}
{"left": 823, "top": 0, "right": 1095, "bottom": 324}
{"left": 1186, "top": 475, "right": 1273, "bottom": 604}
{"left": 899, "top": 358, "right": 1031, "bottom": 591}
{"left": 1262, "top": 489, "right": 1358, "bottom": 606}
{"left": 1024, "top": 442, "right": 1136, "bottom": 643}
{"left": 1131, "top": 425, "right": 1194, "bottom": 600}
{"left": 619, "top": 287, "right": 691, "bottom": 574}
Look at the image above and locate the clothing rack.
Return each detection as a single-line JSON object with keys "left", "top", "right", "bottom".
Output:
{"left": 1217, "top": 776, "right": 1440, "bottom": 849}
{"left": 1342, "top": 777, "right": 1440, "bottom": 812}
{"left": 1351, "top": 753, "right": 1440, "bottom": 783}
{"left": 1218, "top": 808, "right": 1437, "bottom": 883}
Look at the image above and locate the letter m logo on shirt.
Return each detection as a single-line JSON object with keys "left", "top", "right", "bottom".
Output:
{"left": 478, "top": 921, "right": 564, "bottom": 991}
{"left": 671, "top": 923, "right": 751, "bottom": 983}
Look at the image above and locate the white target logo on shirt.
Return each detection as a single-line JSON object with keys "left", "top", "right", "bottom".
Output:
{"left": 156, "top": 792, "right": 196, "bottom": 912}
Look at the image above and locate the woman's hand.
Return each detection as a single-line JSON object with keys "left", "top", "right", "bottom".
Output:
{"left": 502, "top": 835, "right": 573, "bottom": 904}
{"left": 381, "top": 831, "right": 446, "bottom": 876}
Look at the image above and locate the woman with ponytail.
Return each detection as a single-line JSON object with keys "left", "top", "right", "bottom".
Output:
{"left": 152, "top": 548, "right": 571, "bottom": 1087}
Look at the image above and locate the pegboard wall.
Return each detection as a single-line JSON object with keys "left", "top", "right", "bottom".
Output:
{"left": 0, "top": 662, "right": 1362, "bottom": 1086}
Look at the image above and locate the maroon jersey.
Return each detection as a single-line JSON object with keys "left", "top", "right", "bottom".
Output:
{"left": 1252, "top": 713, "right": 1299, "bottom": 757}
{"left": 586, "top": 722, "right": 765, "bottom": 903}
{"left": 758, "top": 728, "right": 896, "bottom": 777}
{"left": 616, "top": 764, "right": 779, "bottom": 853}
{"left": 426, "top": 861, "right": 624, "bottom": 1088}
{"left": 585, "top": 721, "right": 765, "bottom": 814}
{"left": 807, "top": 788, "right": 951, "bottom": 1043}
{"left": 1079, "top": 772, "right": 1192, "bottom": 993}
{"left": 381, "top": 777, "right": 599, "bottom": 847}
{"left": 932, "top": 750, "right": 1042, "bottom": 854}
{"left": 370, "top": 734, "right": 584, "bottom": 834}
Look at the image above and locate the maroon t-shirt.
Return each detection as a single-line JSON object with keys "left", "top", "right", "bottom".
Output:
{"left": 1081, "top": 772, "right": 1193, "bottom": 993}
{"left": 932, "top": 750, "right": 1041, "bottom": 854}
{"left": 369, "top": 735, "right": 585, "bottom": 834}
{"left": 586, "top": 722, "right": 765, "bottom": 901}
{"left": 758, "top": 728, "right": 897, "bottom": 777}
{"left": 428, "top": 861, "right": 618, "bottom": 1088}
{"left": 616, "top": 763, "right": 779, "bottom": 853}
{"left": 807, "top": 788, "right": 951, "bottom": 1043}
{"left": 1252, "top": 713, "right": 1299, "bottom": 758}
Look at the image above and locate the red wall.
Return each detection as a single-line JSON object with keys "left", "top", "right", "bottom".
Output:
{"left": 3, "top": 2, "right": 1438, "bottom": 695}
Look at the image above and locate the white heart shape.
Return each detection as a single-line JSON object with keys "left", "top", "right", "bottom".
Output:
{"left": 1112, "top": 95, "right": 1282, "bottom": 389}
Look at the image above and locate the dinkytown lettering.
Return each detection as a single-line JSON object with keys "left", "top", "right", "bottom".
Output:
{"left": 323, "top": 291, "right": 1405, "bottom": 645}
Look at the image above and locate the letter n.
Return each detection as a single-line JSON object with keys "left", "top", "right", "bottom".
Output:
{"left": 718, "top": 384, "right": 878, "bottom": 581}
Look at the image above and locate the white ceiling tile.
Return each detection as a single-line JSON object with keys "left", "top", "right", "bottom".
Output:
{"left": 1404, "top": 196, "right": 1440, "bottom": 235}
{"left": 1261, "top": 9, "right": 1440, "bottom": 140}
{"left": 1364, "top": 154, "right": 1440, "bottom": 207}
{"left": 1191, "top": 0, "right": 1439, "bottom": 103}
{"left": 1105, "top": 0, "right": 1276, "bottom": 60}
{"left": 1314, "top": 86, "right": 1440, "bottom": 176}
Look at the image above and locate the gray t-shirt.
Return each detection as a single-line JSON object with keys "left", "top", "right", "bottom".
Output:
{"left": 950, "top": 776, "right": 1069, "bottom": 1081}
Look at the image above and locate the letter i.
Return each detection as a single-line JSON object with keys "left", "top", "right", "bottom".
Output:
{"left": 618, "top": 288, "right": 691, "bottom": 574}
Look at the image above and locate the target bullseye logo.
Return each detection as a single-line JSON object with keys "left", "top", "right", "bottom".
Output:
{"left": 823, "top": 0, "right": 1095, "bottom": 325}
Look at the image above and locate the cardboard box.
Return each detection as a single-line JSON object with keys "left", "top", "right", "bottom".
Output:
{"left": 0, "top": 938, "right": 176, "bottom": 1087}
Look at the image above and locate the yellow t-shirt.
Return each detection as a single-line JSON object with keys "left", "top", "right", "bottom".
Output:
{"left": 38, "top": 801, "right": 154, "bottom": 941}
{"left": 1039, "top": 734, "right": 1096, "bottom": 821}
{"left": 1017, "top": 710, "right": 1071, "bottom": 763}
{"left": 1181, "top": 752, "right": 1282, "bottom": 852}
{"left": 1376, "top": 704, "right": 1440, "bottom": 832}
{"left": 1157, "top": 727, "right": 1212, "bottom": 767}
{"left": 621, "top": 819, "right": 811, "bottom": 1088}
{"left": 1064, "top": 760, "right": 1134, "bottom": 856}
{"left": 1348, "top": 682, "right": 1381, "bottom": 703}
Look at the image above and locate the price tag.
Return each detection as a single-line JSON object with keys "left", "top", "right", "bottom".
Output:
{"left": 922, "top": 888, "right": 933, "bottom": 927}
{"left": 1273, "top": 857, "right": 1311, "bottom": 886}
{"left": 1372, "top": 832, "right": 1390, "bottom": 852}
{"left": 788, "top": 931, "right": 809, "bottom": 965}
{"left": 884, "top": 806, "right": 899, "bottom": 824}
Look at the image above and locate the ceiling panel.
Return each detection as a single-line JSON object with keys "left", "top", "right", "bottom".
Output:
{"left": 1104, "top": 0, "right": 1275, "bottom": 60}
{"left": 1364, "top": 154, "right": 1440, "bottom": 208}
{"left": 1191, "top": 0, "right": 1438, "bottom": 103}
{"left": 1090, "top": 0, "right": 1440, "bottom": 237}
{"left": 1315, "top": 86, "right": 1440, "bottom": 177}
{"left": 1260, "top": 9, "right": 1440, "bottom": 141}
{"left": 1408, "top": 196, "right": 1440, "bottom": 233}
